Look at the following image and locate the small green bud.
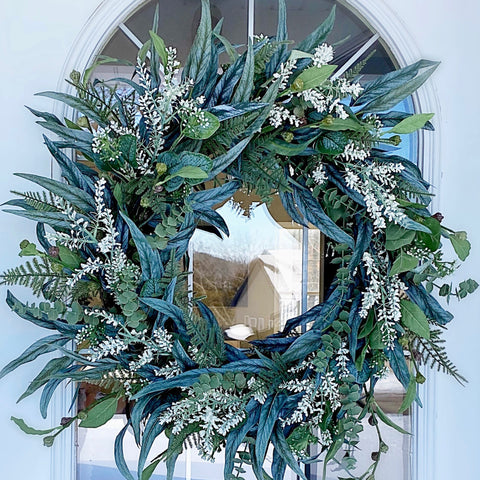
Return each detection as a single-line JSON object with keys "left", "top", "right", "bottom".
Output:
{"left": 70, "top": 70, "right": 81, "bottom": 84}
{"left": 20, "top": 239, "right": 30, "bottom": 249}
{"left": 140, "top": 196, "right": 151, "bottom": 208}
{"left": 380, "top": 442, "right": 389, "bottom": 453}
{"left": 416, "top": 372, "right": 426, "bottom": 384}
{"left": 281, "top": 131, "right": 294, "bottom": 143}
{"left": 398, "top": 336, "right": 409, "bottom": 347}
{"left": 155, "top": 162, "right": 168, "bottom": 176}
{"left": 77, "top": 411, "right": 87, "bottom": 420}
{"left": 389, "top": 135, "right": 401, "bottom": 146}
{"left": 43, "top": 435, "right": 55, "bottom": 447}
{"left": 291, "top": 77, "right": 304, "bottom": 92}
{"left": 322, "top": 115, "right": 334, "bottom": 126}
{"left": 77, "top": 116, "right": 90, "bottom": 128}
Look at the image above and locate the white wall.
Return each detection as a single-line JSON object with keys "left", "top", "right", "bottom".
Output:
{"left": 0, "top": 1, "right": 479, "bottom": 479}
{"left": 0, "top": 2, "right": 101, "bottom": 478}
{"left": 388, "top": 1, "right": 480, "bottom": 478}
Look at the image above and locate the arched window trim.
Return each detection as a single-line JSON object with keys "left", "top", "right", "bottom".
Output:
{"left": 50, "top": 2, "right": 441, "bottom": 479}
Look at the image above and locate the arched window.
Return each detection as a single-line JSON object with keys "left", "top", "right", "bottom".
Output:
{"left": 48, "top": 2, "right": 436, "bottom": 479}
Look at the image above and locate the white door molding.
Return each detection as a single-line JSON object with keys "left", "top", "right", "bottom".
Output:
{"left": 342, "top": 3, "right": 441, "bottom": 480}
{"left": 51, "top": 1, "right": 441, "bottom": 479}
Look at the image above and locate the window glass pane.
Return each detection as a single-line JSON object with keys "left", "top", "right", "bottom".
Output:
{"left": 101, "top": 0, "right": 248, "bottom": 64}
{"left": 254, "top": 0, "right": 395, "bottom": 76}
{"left": 191, "top": 193, "right": 304, "bottom": 341}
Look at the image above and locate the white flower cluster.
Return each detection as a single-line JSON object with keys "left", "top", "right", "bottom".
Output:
{"left": 312, "top": 163, "right": 328, "bottom": 185}
{"left": 345, "top": 154, "right": 407, "bottom": 230}
{"left": 158, "top": 388, "right": 246, "bottom": 458}
{"left": 359, "top": 251, "right": 406, "bottom": 349}
{"left": 153, "top": 360, "right": 182, "bottom": 379}
{"left": 88, "top": 335, "right": 129, "bottom": 361}
{"left": 273, "top": 58, "right": 297, "bottom": 90}
{"left": 246, "top": 376, "right": 268, "bottom": 404}
{"left": 280, "top": 371, "right": 340, "bottom": 433}
{"left": 335, "top": 341, "right": 350, "bottom": 379}
{"left": 104, "top": 368, "right": 148, "bottom": 399}
{"left": 46, "top": 196, "right": 91, "bottom": 249}
{"left": 312, "top": 43, "right": 334, "bottom": 67}
{"left": 343, "top": 141, "right": 370, "bottom": 162}
{"left": 335, "top": 78, "right": 363, "bottom": 98}
{"left": 268, "top": 104, "right": 301, "bottom": 128}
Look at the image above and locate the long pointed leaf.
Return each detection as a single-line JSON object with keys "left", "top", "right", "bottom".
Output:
{"left": 14, "top": 173, "right": 95, "bottom": 213}
{"left": 120, "top": 212, "right": 164, "bottom": 281}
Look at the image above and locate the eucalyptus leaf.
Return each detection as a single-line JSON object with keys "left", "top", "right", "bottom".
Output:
{"left": 449, "top": 231, "right": 471, "bottom": 261}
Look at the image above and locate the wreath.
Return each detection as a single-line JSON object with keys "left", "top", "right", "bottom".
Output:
{"left": 1, "top": 1, "right": 477, "bottom": 479}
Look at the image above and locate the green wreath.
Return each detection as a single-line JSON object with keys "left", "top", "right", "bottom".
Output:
{"left": 1, "top": 1, "right": 476, "bottom": 479}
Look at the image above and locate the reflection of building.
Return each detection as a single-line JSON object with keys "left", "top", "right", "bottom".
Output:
{"left": 230, "top": 249, "right": 301, "bottom": 338}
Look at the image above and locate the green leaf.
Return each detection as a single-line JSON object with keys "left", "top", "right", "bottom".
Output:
{"left": 360, "top": 62, "right": 439, "bottom": 113}
{"left": 374, "top": 402, "right": 411, "bottom": 435}
{"left": 183, "top": 111, "right": 220, "bottom": 140}
{"left": 291, "top": 65, "right": 337, "bottom": 91}
{"left": 58, "top": 246, "right": 82, "bottom": 270}
{"left": 398, "top": 376, "right": 416, "bottom": 413}
{"left": 118, "top": 134, "right": 137, "bottom": 167}
{"left": 142, "top": 460, "right": 161, "bottom": 480}
{"left": 79, "top": 395, "right": 119, "bottom": 428}
{"left": 400, "top": 299, "right": 430, "bottom": 339}
{"left": 138, "top": 40, "right": 152, "bottom": 63}
{"left": 11, "top": 416, "right": 59, "bottom": 435}
{"left": 149, "top": 30, "right": 168, "bottom": 66}
{"left": 385, "top": 223, "right": 416, "bottom": 251}
{"left": 213, "top": 32, "right": 239, "bottom": 62}
{"left": 14, "top": 172, "right": 95, "bottom": 213}
{"left": 19, "top": 241, "right": 41, "bottom": 257}
{"left": 417, "top": 217, "right": 441, "bottom": 251}
{"left": 17, "top": 356, "right": 72, "bottom": 403}
{"left": 174, "top": 166, "right": 209, "bottom": 180}
{"left": 316, "top": 117, "right": 366, "bottom": 132}
{"left": 449, "top": 231, "right": 471, "bottom": 261}
{"left": 369, "top": 323, "right": 386, "bottom": 350}
{"left": 389, "top": 252, "right": 418, "bottom": 276}
{"left": 389, "top": 113, "right": 434, "bottom": 134}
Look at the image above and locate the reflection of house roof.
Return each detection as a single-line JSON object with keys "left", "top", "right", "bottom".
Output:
{"left": 231, "top": 249, "right": 301, "bottom": 306}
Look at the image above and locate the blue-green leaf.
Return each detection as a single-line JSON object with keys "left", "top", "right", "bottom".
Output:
{"left": 296, "top": 6, "right": 336, "bottom": 53}
{"left": 14, "top": 173, "right": 95, "bottom": 213}
{"left": 232, "top": 38, "right": 254, "bottom": 103}
{"left": 183, "top": 0, "right": 212, "bottom": 89}
{"left": 120, "top": 212, "right": 163, "bottom": 281}
{"left": 293, "top": 187, "right": 354, "bottom": 248}
{"left": 271, "top": 426, "right": 307, "bottom": 480}
{"left": 0, "top": 334, "right": 69, "bottom": 380}
{"left": 255, "top": 394, "right": 287, "bottom": 473}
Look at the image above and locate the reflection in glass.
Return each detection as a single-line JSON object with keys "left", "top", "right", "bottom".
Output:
{"left": 191, "top": 194, "right": 308, "bottom": 341}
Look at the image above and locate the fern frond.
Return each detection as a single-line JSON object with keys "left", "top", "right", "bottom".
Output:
{"left": 414, "top": 328, "right": 467, "bottom": 385}
{"left": 238, "top": 135, "right": 290, "bottom": 201}
{"left": 185, "top": 308, "right": 226, "bottom": 368}
{"left": 12, "top": 190, "right": 60, "bottom": 212}
{"left": 343, "top": 50, "right": 376, "bottom": 82}
{"left": 0, "top": 257, "right": 69, "bottom": 299}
